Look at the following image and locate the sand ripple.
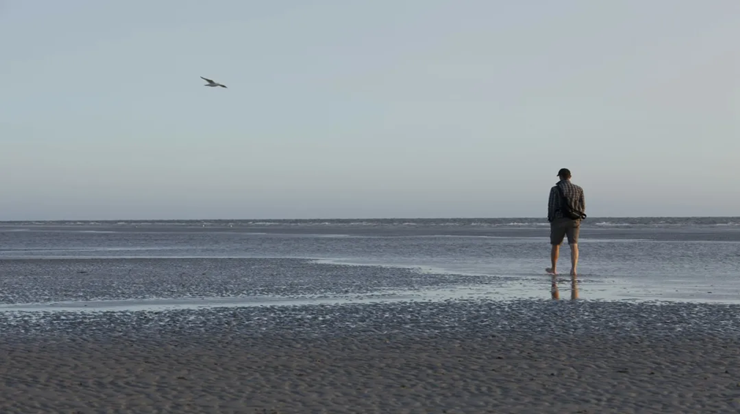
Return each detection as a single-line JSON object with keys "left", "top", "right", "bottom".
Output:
{"left": 2, "top": 300, "right": 740, "bottom": 413}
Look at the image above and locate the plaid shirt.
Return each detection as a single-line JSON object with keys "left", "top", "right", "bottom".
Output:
{"left": 548, "top": 180, "right": 585, "bottom": 222}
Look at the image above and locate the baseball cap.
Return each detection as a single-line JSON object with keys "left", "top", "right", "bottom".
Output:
{"left": 557, "top": 168, "right": 571, "bottom": 177}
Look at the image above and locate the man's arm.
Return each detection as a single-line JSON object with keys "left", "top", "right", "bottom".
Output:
{"left": 579, "top": 189, "right": 585, "bottom": 214}
{"left": 547, "top": 187, "right": 557, "bottom": 222}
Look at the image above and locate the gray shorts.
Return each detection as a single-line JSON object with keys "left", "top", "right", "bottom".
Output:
{"left": 550, "top": 218, "right": 580, "bottom": 245}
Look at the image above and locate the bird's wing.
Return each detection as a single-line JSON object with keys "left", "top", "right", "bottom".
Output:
{"left": 219, "top": 84, "right": 227, "bottom": 88}
{"left": 200, "top": 76, "right": 214, "bottom": 83}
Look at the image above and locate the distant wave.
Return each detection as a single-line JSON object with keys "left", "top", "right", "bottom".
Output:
{"left": 593, "top": 222, "right": 632, "bottom": 227}
{"left": 2, "top": 217, "right": 739, "bottom": 229}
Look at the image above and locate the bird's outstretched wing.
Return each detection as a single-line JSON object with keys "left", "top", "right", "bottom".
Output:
{"left": 201, "top": 76, "right": 214, "bottom": 83}
{"left": 219, "top": 84, "right": 227, "bottom": 88}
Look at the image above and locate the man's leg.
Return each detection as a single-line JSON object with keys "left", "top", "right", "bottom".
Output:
{"left": 565, "top": 220, "right": 581, "bottom": 299}
{"left": 547, "top": 244, "right": 560, "bottom": 274}
{"left": 566, "top": 220, "right": 581, "bottom": 276}
{"left": 547, "top": 220, "right": 566, "bottom": 275}
{"left": 548, "top": 244, "right": 560, "bottom": 299}
{"left": 570, "top": 243, "right": 579, "bottom": 276}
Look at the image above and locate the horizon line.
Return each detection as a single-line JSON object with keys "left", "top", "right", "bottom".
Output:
{"left": 1, "top": 215, "right": 739, "bottom": 223}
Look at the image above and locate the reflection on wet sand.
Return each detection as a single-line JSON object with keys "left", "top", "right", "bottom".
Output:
{"left": 551, "top": 274, "right": 559, "bottom": 300}
{"left": 571, "top": 277, "right": 578, "bottom": 300}
{"left": 551, "top": 275, "right": 579, "bottom": 301}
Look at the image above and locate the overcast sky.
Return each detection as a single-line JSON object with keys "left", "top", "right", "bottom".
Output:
{"left": 1, "top": 0, "right": 738, "bottom": 220}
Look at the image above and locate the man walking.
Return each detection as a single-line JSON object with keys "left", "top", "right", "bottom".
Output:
{"left": 547, "top": 168, "right": 586, "bottom": 279}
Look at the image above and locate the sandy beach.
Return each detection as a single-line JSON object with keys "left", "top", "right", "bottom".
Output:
{"left": 2, "top": 300, "right": 740, "bottom": 413}
{"left": 3, "top": 221, "right": 740, "bottom": 413}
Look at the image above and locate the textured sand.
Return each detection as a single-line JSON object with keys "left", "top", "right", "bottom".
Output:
{"left": 2, "top": 330, "right": 740, "bottom": 413}
{"left": 3, "top": 220, "right": 739, "bottom": 413}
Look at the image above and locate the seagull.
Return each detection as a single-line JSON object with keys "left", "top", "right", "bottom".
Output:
{"left": 201, "top": 76, "right": 227, "bottom": 88}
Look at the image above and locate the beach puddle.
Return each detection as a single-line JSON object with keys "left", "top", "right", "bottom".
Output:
{"left": 3, "top": 279, "right": 729, "bottom": 314}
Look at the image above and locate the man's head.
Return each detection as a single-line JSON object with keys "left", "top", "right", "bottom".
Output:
{"left": 557, "top": 168, "right": 572, "bottom": 180}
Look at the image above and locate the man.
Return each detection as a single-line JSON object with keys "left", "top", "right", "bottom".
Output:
{"left": 546, "top": 168, "right": 586, "bottom": 278}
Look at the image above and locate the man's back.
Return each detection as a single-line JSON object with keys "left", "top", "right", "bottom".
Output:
{"left": 548, "top": 180, "right": 585, "bottom": 222}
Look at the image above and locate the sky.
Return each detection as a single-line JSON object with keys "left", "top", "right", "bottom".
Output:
{"left": 1, "top": 0, "right": 738, "bottom": 220}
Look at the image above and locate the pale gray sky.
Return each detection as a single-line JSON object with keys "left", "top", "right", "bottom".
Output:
{"left": 1, "top": 0, "right": 738, "bottom": 220}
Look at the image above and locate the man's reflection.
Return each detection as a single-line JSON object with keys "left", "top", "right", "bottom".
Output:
{"left": 550, "top": 275, "right": 578, "bottom": 301}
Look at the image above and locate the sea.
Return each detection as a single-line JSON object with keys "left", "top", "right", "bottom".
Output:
{"left": 1, "top": 217, "right": 739, "bottom": 311}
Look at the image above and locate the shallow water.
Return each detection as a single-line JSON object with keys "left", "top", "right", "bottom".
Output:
{"left": 1, "top": 218, "right": 739, "bottom": 311}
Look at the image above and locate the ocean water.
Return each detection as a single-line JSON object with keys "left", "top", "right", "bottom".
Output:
{"left": 1, "top": 217, "right": 739, "bottom": 310}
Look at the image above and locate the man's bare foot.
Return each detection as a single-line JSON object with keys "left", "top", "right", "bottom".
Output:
{"left": 546, "top": 267, "right": 557, "bottom": 275}
{"left": 570, "top": 269, "right": 577, "bottom": 277}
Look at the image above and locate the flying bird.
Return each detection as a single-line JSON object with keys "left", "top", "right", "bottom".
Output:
{"left": 201, "top": 76, "right": 227, "bottom": 88}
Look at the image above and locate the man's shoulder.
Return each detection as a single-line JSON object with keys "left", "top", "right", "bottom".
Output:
{"left": 569, "top": 182, "right": 584, "bottom": 192}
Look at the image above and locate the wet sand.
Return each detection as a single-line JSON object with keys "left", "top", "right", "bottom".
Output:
{"left": 2, "top": 221, "right": 740, "bottom": 413}
{"left": 2, "top": 301, "right": 740, "bottom": 413}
